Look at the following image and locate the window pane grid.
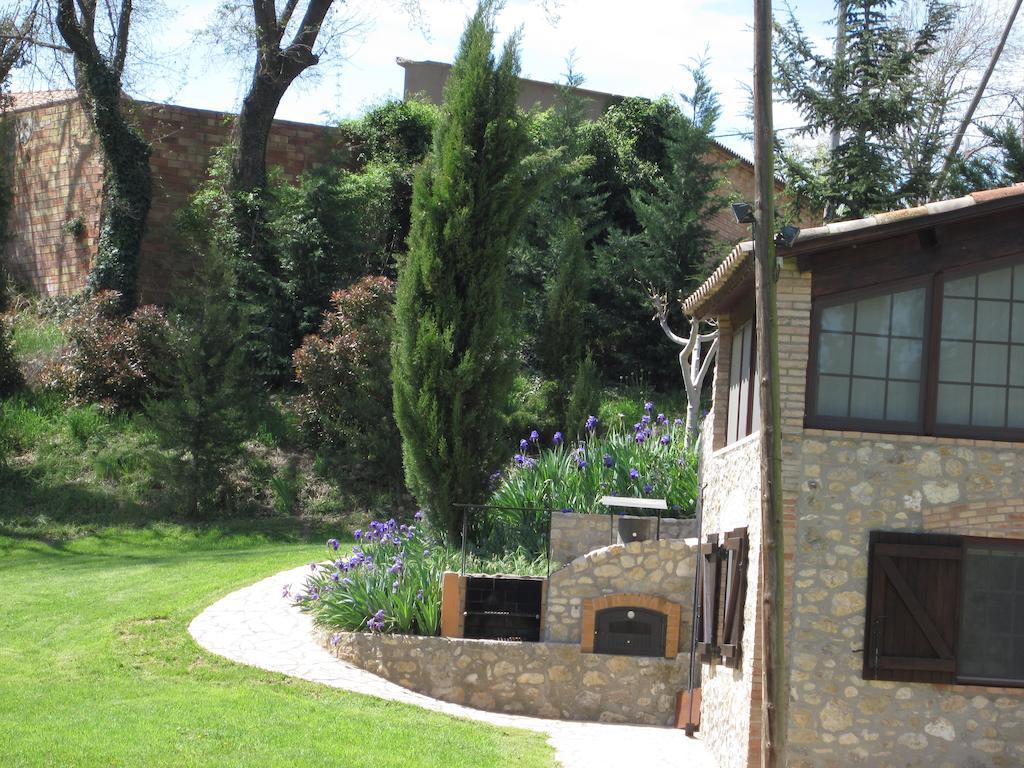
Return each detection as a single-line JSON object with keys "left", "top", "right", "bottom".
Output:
{"left": 959, "top": 546, "right": 1024, "bottom": 683}
{"left": 814, "top": 287, "right": 925, "bottom": 423}
{"left": 937, "top": 264, "right": 1024, "bottom": 429}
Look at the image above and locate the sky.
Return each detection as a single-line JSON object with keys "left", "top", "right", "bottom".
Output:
{"left": 14, "top": 0, "right": 847, "bottom": 160}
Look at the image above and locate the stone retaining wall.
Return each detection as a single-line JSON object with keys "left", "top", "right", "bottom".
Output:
{"left": 321, "top": 630, "right": 691, "bottom": 726}
{"left": 550, "top": 511, "right": 696, "bottom": 565}
{"left": 543, "top": 537, "right": 697, "bottom": 646}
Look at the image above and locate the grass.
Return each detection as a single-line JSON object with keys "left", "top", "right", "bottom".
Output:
{"left": 0, "top": 525, "right": 557, "bottom": 767}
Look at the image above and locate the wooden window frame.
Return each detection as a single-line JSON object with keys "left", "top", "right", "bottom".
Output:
{"left": 726, "top": 309, "right": 759, "bottom": 445}
{"left": 863, "top": 530, "right": 1024, "bottom": 689}
{"left": 807, "top": 254, "right": 1024, "bottom": 442}
{"left": 696, "top": 528, "right": 749, "bottom": 668}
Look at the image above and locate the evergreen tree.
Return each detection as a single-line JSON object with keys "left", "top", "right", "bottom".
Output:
{"left": 391, "top": 1, "right": 553, "bottom": 542}
{"left": 144, "top": 255, "right": 262, "bottom": 517}
{"left": 774, "top": 0, "right": 954, "bottom": 220}
{"left": 632, "top": 59, "right": 725, "bottom": 284}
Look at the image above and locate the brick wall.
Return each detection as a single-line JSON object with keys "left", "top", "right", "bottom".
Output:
{"left": 3, "top": 95, "right": 346, "bottom": 303}
{"left": 4, "top": 97, "right": 103, "bottom": 295}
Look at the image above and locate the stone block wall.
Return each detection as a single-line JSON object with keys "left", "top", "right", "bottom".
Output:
{"left": 697, "top": 423, "right": 763, "bottom": 768}
{"left": 322, "top": 630, "right": 691, "bottom": 726}
{"left": 549, "top": 510, "right": 696, "bottom": 565}
{"left": 775, "top": 257, "right": 1024, "bottom": 768}
{"left": 4, "top": 95, "right": 346, "bottom": 303}
{"left": 543, "top": 537, "right": 697, "bottom": 646}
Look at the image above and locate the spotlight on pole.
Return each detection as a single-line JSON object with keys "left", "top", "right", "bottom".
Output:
{"left": 776, "top": 224, "right": 801, "bottom": 248}
{"left": 732, "top": 202, "right": 756, "bottom": 225}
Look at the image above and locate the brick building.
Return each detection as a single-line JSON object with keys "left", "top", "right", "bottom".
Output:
{"left": 686, "top": 183, "right": 1024, "bottom": 767}
{"left": 2, "top": 91, "right": 345, "bottom": 303}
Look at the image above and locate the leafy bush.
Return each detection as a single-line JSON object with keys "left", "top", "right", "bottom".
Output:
{"left": 342, "top": 99, "right": 438, "bottom": 166}
{"left": 43, "top": 291, "right": 171, "bottom": 411}
{"left": 489, "top": 400, "right": 699, "bottom": 518}
{"left": 293, "top": 276, "right": 400, "bottom": 476}
{"left": 295, "top": 514, "right": 443, "bottom": 636}
{"left": 0, "top": 318, "right": 23, "bottom": 398}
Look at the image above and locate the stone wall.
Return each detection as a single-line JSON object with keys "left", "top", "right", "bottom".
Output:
{"left": 786, "top": 432, "right": 1024, "bottom": 768}
{"left": 543, "top": 537, "right": 698, "bottom": 647}
{"left": 697, "top": 425, "right": 763, "bottom": 768}
{"left": 322, "top": 629, "right": 691, "bottom": 726}
{"left": 773, "top": 257, "right": 1024, "bottom": 768}
{"left": 549, "top": 511, "right": 696, "bottom": 565}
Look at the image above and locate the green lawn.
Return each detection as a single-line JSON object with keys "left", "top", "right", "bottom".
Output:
{"left": 0, "top": 525, "right": 556, "bottom": 768}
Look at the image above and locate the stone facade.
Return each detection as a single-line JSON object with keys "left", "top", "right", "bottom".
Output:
{"left": 697, "top": 427, "right": 764, "bottom": 768}
{"left": 697, "top": 256, "right": 1024, "bottom": 767}
{"left": 4, "top": 93, "right": 346, "bottom": 303}
{"left": 549, "top": 510, "right": 696, "bottom": 566}
{"left": 321, "top": 629, "right": 691, "bottom": 726}
{"left": 543, "top": 537, "right": 697, "bottom": 647}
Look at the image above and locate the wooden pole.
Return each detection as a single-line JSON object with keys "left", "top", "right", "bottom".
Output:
{"left": 753, "top": 0, "right": 785, "bottom": 764}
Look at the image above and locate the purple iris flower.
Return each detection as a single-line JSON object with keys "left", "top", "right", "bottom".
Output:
{"left": 552, "top": 431, "right": 563, "bottom": 445}
{"left": 660, "top": 434, "right": 671, "bottom": 445}
{"left": 353, "top": 529, "right": 362, "bottom": 540}
{"left": 414, "top": 510, "right": 424, "bottom": 521}
{"left": 657, "top": 413, "right": 667, "bottom": 424}
{"left": 529, "top": 430, "right": 540, "bottom": 443}
{"left": 585, "top": 415, "right": 598, "bottom": 432}
{"left": 643, "top": 483, "right": 654, "bottom": 494}
{"left": 644, "top": 401, "right": 654, "bottom": 412}
{"left": 629, "top": 468, "right": 640, "bottom": 479}
{"left": 603, "top": 453, "right": 614, "bottom": 468}
{"left": 641, "top": 414, "right": 651, "bottom": 425}
{"left": 327, "top": 538, "right": 340, "bottom": 551}
{"left": 514, "top": 453, "right": 526, "bottom": 466}
{"left": 416, "top": 590, "right": 424, "bottom": 601}
{"left": 520, "top": 438, "right": 529, "bottom": 450}
{"left": 674, "top": 418, "right": 684, "bottom": 427}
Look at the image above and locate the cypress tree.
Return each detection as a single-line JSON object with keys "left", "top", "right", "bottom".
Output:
{"left": 392, "top": 1, "right": 551, "bottom": 542}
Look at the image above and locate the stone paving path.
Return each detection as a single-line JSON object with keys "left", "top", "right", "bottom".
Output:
{"left": 189, "top": 564, "right": 716, "bottom": 768}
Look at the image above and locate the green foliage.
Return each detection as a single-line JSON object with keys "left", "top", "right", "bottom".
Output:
{"left": 297, "top": 520, "right": 444, "bottom": 636}
{"left": 505, "top": 374, "right": 561, "bottom": 441}
{"left": 565, "top": 353, "right": 601, "bottom": 441}
{"left": 490, "top": 404, "right": 699, "bottom": 518}
{"left": 268, "top": 463, "right": 304, "bottom": 515}
{"left": 293, "top": 276, "right": 400, "bottom": 477}
{"left": 342, "top": 99, "right": 439, "bottom": 165}
{"left": 0, "top": 317, "right": 22, "bottom": 397}
{"left": 392, "top": 2, "right": 554, "bottom": 542}
{"left": 43, "top": 291, "right": 171, "bottom": 411}
{"left": 774, "top": 0, "right": 956, "bottom": 219}
{"left": 143, "top": 256, "right": 263, "bottom": 517}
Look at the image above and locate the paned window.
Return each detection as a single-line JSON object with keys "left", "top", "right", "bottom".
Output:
{"left": 863, "top": 530, "right": 1024, "bottom": 688}
{"left": 727, "top": 319, "right": 760, "bottom": 444}
{"left": 808, "top": 256, "right": 1024, "bottom": 440}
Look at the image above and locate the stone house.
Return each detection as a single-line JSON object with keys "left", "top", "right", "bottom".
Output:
{"left": 2, "top": 91, "right": 344, "bottom": 303}
{"left": 684, "top": 183, "right": 1024, "bottom": 768}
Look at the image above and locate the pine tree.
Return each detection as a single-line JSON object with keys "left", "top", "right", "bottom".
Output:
{"left": 144, "top": 255, "right": 262, "bottom": 517}
{"left": 774, "top": 0, "right": 955, "bottom": 220}
{"left": 632, "top": 59, "right": 725, "bottom": 284}
{"left": 391, "top": 1, "right": 553, "bottom": 542}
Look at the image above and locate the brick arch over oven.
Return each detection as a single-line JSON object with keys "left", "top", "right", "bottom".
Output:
{"left": 581, "top": 593, "right": 682, "bottom": 658}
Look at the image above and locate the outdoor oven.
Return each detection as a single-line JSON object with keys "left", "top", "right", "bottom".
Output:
{"left": 593, "top": 606, "right": 667, "bottom": 656}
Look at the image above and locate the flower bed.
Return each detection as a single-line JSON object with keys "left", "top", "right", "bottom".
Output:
{"left": 489, "top": 401, "right": 699, "bottom": 517}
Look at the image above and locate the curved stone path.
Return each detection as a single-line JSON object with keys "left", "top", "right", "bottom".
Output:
{"left": 189, "top": 565, "right": 715, "bottom": 768}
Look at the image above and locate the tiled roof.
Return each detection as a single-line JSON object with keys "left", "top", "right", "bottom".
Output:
{"left": 7, "top": 90, "right": 79, "bottom": 110}
{"left": 681, "top": 183, "right": 1024, "bottom": 318}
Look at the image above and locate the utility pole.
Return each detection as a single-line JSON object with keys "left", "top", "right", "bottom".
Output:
{"left": 753, "top": 0, "right": 785, "bottom": 764}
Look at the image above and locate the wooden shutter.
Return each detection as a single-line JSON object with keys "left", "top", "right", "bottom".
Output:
{"left": 719, "top": 527, "right": 749, "bottom": 668}
{"left": 695, "top": 534, "right": 721, "bottom": 662}
{"left": 863, "top": 530, "right": 964, "bottom": 684}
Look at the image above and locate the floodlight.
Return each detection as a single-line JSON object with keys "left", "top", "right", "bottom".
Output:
{"left": 731, "top": 202, "right": 756, "bottom": 225}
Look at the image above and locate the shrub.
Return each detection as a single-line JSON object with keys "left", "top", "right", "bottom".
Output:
{"left": 489, "top": 400, "right": 699, "bottom": 518}
{"left": 0, "top": 318, "right": 23, "bottom": 398}
{"left": 295, "top": 514, "right": 444, "bottom": 636}
{"left": 143, "top": 258, "right": 262, "bottom": 517}
{"left": 44, "top": 291, "right": 170, "bottom": 411}
{"left": 293, "top": 276, "right": 400, "bottom": 476}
